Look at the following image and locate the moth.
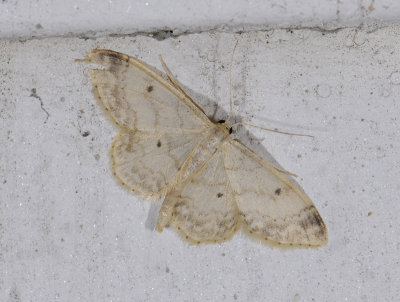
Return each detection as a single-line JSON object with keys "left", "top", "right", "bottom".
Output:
{"left": 81, "top": 49, "right": 327, "bottom": 246}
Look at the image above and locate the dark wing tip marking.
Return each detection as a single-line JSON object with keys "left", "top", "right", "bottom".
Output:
{"left": 106, "top": 51, "right": 129, "bottom": 62}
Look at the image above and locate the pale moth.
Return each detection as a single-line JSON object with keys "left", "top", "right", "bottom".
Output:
{"left": 81, "top": 49, "right": 327, "bottom": 246}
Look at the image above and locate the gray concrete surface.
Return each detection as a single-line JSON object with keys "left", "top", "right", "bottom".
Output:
{"left": 2, "top": 0, "right": 400, "bottom": 39}
{"left": 1, "top": 27, "right": 400, "bottom": 301}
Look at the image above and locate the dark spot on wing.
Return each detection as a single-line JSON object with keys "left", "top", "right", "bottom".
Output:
{"left": 106, "top": 54, "right": 122, "bottom": 66}
{"left": 300, "top": 205, "right": 325, "bottom": 231}
{"left": 217, "top": 192, "right": 224, "bottom": 198}
{"left": 157, "top": 140, "right": 162, "bottom": 147}
{"left": 229, "top": 128, "right": 233, "bottom": 134}
{"left": 274, "top": 188, "right": 281, "bottom": 196}
{"left": 310, "top": 210, "right": 324, "bottom": 228}
{"left": 147, "top": 85, "right": 154, "bottom": 93}
{"left": 218, "top": 120, "right": 225, "bottom": 123}
{"left": 107, "top": 52, "right": 127, "bottom": 62}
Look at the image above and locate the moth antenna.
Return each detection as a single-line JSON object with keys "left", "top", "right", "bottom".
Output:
{"left": 226, "top": 40, "right": 239, "bottom": 124}
{"left": 159, "top": 55, "right": 206, "bottom": 115}
{"left": 230, "top": 122, "right": 314, "bottom": 138}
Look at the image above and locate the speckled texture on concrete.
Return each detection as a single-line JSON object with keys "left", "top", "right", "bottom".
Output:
{"left": 1, "top": 27, "right": 399, "bottom": 301}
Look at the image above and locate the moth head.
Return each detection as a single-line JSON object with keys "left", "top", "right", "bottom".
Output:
{"left": 217, "top": 120, "right": 233, "bottom": 134}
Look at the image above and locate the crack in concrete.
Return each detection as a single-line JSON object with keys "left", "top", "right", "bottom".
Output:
{"left": 76, "top": 26, "right": 347, "bottom": 42}
{"left": 30, "top": 88, "right": 49, "bottom": 123}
